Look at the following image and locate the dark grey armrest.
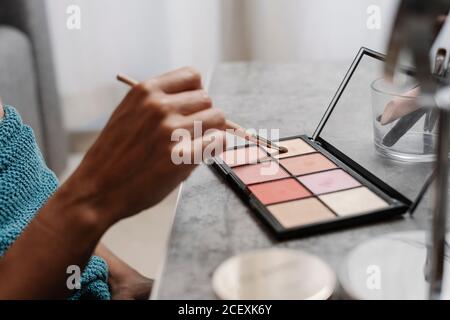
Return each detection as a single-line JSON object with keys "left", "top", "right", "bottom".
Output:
{"left": 0, "top": 0, "right": 68, "bottom": 174}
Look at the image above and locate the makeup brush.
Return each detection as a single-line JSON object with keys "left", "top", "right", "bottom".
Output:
{"left": 116, "top": 74, "right": 288, "bottom": 154}
{"left": 381, "top": 108, "right": 427, "bottom": 147}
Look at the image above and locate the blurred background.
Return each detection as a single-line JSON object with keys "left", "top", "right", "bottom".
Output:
{"left": 1, "top": 0, "right": 449, "bottom": 289}
{"left": 46, "top": 0, "right": 450, "bottom": 131}
{"left": 51, "top": 0, "right": 399, "bottom": 131}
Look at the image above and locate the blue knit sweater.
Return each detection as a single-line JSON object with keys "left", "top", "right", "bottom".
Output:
{"left": 0, "top": 106, "right": 111, "bottom": 300}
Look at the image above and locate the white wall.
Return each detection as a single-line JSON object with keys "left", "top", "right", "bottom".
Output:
{"left": 221, "top": 0, "right": 400, "bottom": 62}
{"left": 46, "top": 0, "right": 222, "bottom": 130}
{"left": 46, "top": 0, "right": 449, "bottom": 131}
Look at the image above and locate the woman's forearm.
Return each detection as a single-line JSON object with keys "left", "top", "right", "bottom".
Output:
{"left": 0, "top": 182, "right": 110, "bottom": 299}
{"left": 0, "top": 67, "right": 222, "bottom": 299}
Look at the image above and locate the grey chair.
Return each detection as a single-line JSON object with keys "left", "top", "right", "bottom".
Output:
{"left": 0, "top": 0, "right": 68, "bottom": 175}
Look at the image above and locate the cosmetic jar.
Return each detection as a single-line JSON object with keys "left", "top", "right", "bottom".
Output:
{"left": 212, "top": 248, "right": 336, "bottom": 300}
{"left": 339, "top": 231, "right": 450, "bottom": 300}
{"left": 371, "top": 78, "right": 436, "bottom": 162}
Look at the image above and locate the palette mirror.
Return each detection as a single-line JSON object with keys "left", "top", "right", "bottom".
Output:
{"left": 316, "top": 50, "right": 433, "bottom": 201}
{"left": 213, "top": 48, "right": 433, "bottom": 239}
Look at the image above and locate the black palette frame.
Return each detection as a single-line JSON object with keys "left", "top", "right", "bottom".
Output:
{"left": 211, "top": 47, "right": 414, "bottom": 239}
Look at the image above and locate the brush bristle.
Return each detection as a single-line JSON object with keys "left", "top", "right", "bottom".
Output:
{"left": 279, "top": 146, "right": 289, "bottom": 153}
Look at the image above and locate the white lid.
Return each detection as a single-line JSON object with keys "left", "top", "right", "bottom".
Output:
{"left": 212, "top": 248, "right": 336, "bottom": 300}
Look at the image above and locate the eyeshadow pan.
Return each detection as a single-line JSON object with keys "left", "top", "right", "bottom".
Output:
{"left": 319, "top": 187, "right": 388, "bottom": 217}
{"left": 233, "top": 162, "right": 290, "bottom": 185}
{"left": 280, "top": 153, "right": 337, "bottom": 176}
{"left": 219, "top": 146, "right": 270, "bottom": 167}
{"left": 272, "top": 139, "right": 316, "bottom": 159}
{"left": 248, "top": 178, "right": 311, "bottom": 205}
{"left": 268, "top": 198, "right": 335, "bottom": 229}
{"left": 298, "top": 169, "right": 360, "bottom": 195}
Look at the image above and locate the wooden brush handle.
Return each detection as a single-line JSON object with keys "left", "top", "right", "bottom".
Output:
{"left": 117, "top": 74, "right": 138, "bottom": 87}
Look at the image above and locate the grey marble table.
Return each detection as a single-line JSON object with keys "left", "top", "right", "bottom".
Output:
{"left": 155, "top": 62, "right": 439, "bottom": 300}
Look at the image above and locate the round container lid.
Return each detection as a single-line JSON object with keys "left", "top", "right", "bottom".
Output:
{"left": 339, "top": 231, "right": 450, "bottom": 300}
{"left": 212, "top": 248, "right": 336, "bottom": 300}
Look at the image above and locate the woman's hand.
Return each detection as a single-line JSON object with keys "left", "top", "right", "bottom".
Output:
{"left": 379, "top": 87, "right": 419, "bottom": 125}
{"left": 110, "top": 270, "right": 153, "bottom": 300}
{"left": 0, "top": 101, "right": 4, "bottom": 119}
{"left": 95, "top": 244, "right": 152, "bottom": 300}
{"left": 0, "top": 67, "right": 226, "bottom": 299}
{"left": 63, "top": 67, "right": 226, "bottom": 226}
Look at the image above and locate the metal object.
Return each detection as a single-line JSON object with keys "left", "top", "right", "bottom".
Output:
{"left": 385, "top": 0, "right": 448, "bottom": 92}
{"left": 385, "top": 0, "right": 450, "bottom": 299}
{"left": 424, "top": 48, "right": 446, "bottom": 138}
{"left": 430, "top": 107, "right": 449, "bottom": 298}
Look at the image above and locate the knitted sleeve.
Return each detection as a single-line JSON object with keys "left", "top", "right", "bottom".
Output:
{"left": 0, "top": 106, "right": 111, "bottom": 300}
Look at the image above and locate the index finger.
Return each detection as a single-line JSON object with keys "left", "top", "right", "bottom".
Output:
{"left": 146, "top": 67, "right": 203, "bottom": 94}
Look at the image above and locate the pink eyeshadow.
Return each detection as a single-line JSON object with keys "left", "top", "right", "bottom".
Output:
{"left": 232, "top": 162, "right": 289, "bottom": 185}
{"left": 298, "top": 169, "right": 360, "bottom": 195}
{"left": 248, "top": 178, "right": 311, "bottom": 205}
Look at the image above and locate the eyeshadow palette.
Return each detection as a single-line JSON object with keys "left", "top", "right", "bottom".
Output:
{"left": 214, "top": 136, "right": 406, "bottom": 238}
{"left": 211, "top": 48, "right": 421, "bottom": 239}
